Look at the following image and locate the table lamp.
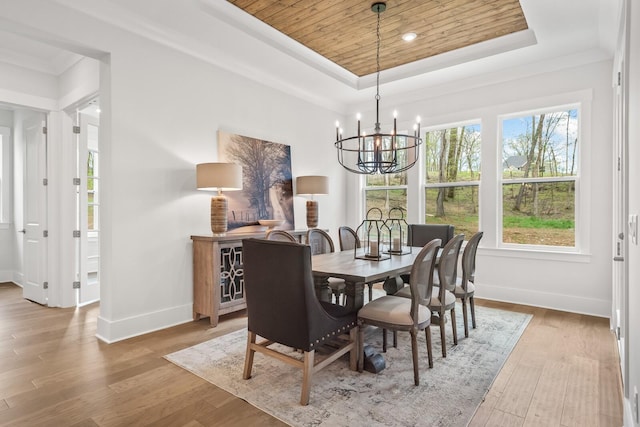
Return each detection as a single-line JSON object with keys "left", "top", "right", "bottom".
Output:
{"left": 296, "top": 175, "right": 329, "bottom": 228}
{"left": 196, "top": 162, "right": 242, "bottom": 234}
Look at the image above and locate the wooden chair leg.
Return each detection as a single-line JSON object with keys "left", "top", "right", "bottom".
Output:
{"left": 368, "top": 283, "right": 373, "bottom": 302}
{"left": 425, "top": 326, "right": 433, "bottom": 368}
{"left": 461, "top": 298, "right": 469, "bottom": 338}
{"left": 243, "top": 331, "right": 256, "bottom": 380}
{"left": 410, "top": 329, "right": 419, "bottom": 386}
{"left": 392, "top": 330, "right": 398, "bottom": 348}
{"left": 349, "top": 327, "right": 358, "bottom": 371}
{"left": 470, "top": 296, "right": 477, "bottom": 329}
{"left": 300, "top": 350, "right": 315, "bottom": 405}
{"left": 358, "top": 323, "right": 365, "bottom": 372}
{"left": 451, "top": 307, "right": 458, "bottom": 345}
{"left": 382, "top": 328, "right": 387, "bottom": 352}
{"left": 439, "top": 317, "right": 447, "bottom": 358}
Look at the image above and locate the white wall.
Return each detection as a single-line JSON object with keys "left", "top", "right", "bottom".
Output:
{"left": 624, "top": 1, "right": 640, "bottom": 425}
{"left": 0, "top": 109, "right": 14, "bottom": 281}
{"left": 346, "top": 60, "right": 614, "bottom": 317}
{"left": 94, "top": 35, "right": 345, "bottom": 341}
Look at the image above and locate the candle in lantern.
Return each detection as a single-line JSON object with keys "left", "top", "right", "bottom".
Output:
{"left": 370, "top": 241, "right": 379, "bottom": 257}
{"left": 392, "top": 237, "right": 401, "bottom": 251}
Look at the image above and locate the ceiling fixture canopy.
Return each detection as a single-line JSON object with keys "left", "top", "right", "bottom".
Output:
{"left": 335, "top": 1, "right": 422, "bottom": 175}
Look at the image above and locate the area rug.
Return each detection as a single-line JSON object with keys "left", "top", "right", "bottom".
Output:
{"left": 165, "top": 304, "right": 531, "bottom": 427}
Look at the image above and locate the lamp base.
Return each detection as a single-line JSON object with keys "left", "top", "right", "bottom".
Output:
{"left": 211, "top": 195, "right": 228, "bottom": 234}
{"left": 306, "top": 200, "right": 318, "bottom": 228}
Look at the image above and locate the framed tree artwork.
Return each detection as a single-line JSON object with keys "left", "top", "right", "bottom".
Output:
{"left": 218, "top": 131, "right": 294, "bottom": 230}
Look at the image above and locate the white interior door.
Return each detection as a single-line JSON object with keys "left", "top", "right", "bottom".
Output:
{"left": 22, "top": 114, "right": 48, "bottom": 305}
{"left": 78, "top": 112, "right": 100, "bottom": 305}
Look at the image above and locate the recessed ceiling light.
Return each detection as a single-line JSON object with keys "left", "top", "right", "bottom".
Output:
{"left": 402, "top": 32, "right": 417, "bottom": 42}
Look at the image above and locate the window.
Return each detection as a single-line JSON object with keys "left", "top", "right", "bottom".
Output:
{"left": 364, "top": 171, "right": 407, "bottom": 217}
{"left": 423, "top": 123, "right": 481, "bottom": 237}
{"left": 500, "top": 107, "right": 578, "bottom": 247}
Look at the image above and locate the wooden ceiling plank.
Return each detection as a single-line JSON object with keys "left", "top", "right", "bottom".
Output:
{"left": 342, "top": 18, "right": 529, "bottom": 76}
{"left": 301, "top": 1, "right": 525, "bottom": 55}
{"left": 312, "top": 8, "right": 526, "bottom": 68}
{"left": 280, "top": 1, "right": 375, "bottom": 43}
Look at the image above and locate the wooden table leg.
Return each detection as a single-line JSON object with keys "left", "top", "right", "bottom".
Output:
{"left": 313, "top": 274, "right": 332, "bottom": 302}
{"left": 344, "top": 280, "right": 365, "bottom": 312}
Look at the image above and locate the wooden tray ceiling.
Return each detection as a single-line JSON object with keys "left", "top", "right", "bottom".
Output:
{"left": 227, "top": 0, "right": 528, "bottom": 77}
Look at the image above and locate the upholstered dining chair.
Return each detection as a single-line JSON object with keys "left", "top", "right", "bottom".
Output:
{"left": 430, "top": 233, "right": 464, "bottom": 357}
{"left": 266, "top": 229, "right": 297, "bottom": 242}
{"left": 338, "top": 226, "right": 376, "bottom": 302}
{"left": 242, "top": 238, "right": 358, "bottom": 406}
{"left": 455, "top": 231, "right": 483, "bottom": 337}
{"left": 408, "top": 224, "right": 454, "bottom": 248}
{"left": 307, "top": 228, "right": 347, "bottom": 305}
{"left": 357, "top": 239, "right": 440, "bottom": 386}
{"left": 398, "top": 223, "right": 455, "bottom": 285}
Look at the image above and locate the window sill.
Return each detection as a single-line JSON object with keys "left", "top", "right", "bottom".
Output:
{"left": 479, "top": 247, "right": 591, "bottom": 263}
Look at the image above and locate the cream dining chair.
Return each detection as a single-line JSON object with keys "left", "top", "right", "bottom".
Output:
{"left": 357, "top": 239, "right": 440, "bottom": 385}
{"left": 454, "top": 231, "right": 483, "bottom": 337}
{"left": 430, "top": 233, "right": 464, "bottom": 357}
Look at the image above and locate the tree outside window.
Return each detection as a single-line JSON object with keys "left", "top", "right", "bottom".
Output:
{"left": 364, "top": 171, "right": 407, "bottom": 217}
{"left": 423, "top": 123, "right": 481, "bottom": 238}
{"left": 501, "top": 108, "right": 578, "bottom": 247}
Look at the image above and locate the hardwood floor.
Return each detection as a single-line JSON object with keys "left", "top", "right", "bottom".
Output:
{"left": 0, "top": 282, "right": 622, "bottom": 426}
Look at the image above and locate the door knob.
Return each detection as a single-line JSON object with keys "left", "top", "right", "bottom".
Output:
{"left": 18, "top": 229, "right": 26, "bottom": 234}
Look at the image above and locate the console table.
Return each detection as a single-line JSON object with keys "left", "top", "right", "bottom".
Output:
{"left": 191, "top": 230, "right": 309, "bottom": 326}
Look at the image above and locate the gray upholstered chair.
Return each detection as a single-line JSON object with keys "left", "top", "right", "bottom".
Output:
{"left": 357, "top": 239, "right": 439, "bottom": 385}
{"left": 242, "top": 238, "right": 358, "bottom": 405}
{"left": 430, "top": 234, "right": 464, "bottom": 357}
{"left": 338, "top": 226, "right": 376, "bottom": 302}
{"left": 408, "top": 224, "right": 454, "bottom": 248}
{"left": 455, "top": 231, "right": 483, "bottom": 337}
{"left": 307, "top": 228, "right": 347, "bottom": 305}
{"left": 397, "top": 224, "right": 455, "bottom": 286}
{"left": 265, "top": 229, "right": 297, "bottom": 242}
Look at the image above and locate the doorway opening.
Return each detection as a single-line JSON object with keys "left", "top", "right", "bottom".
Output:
{"left": 75, "top": 99, "right": 101, "bottom": 307}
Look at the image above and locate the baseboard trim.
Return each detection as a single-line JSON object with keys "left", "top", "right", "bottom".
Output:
{"left": 624, "top": 396, "right": 635, "bottom": 426}
{"left": 12, "top": 272, "right": 23, "bottom": 287}
{"left": 476, "top": 283, "right": 610, "bottom": 318}
{"left": 96, "top": 303, "right": 193, "bottom": 343}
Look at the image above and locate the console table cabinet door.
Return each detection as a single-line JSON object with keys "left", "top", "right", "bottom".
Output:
{"left": 216, "top": 241, "right": 246, "bottom": 313}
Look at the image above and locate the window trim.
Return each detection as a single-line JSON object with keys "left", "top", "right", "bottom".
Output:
{"left": 420, "top": 120, "right": 483, "bottom": 233}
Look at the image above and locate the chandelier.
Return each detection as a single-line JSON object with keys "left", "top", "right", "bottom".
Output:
{"left": 335, "top": 1, "right": 422, "bottom": 175}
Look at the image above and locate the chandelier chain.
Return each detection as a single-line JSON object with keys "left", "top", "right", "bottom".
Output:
{"left": 375, "top": 8, "right": 381, "bottom": 101}
{"left": 333, "top": 1, "right": 422, "bottom": 175}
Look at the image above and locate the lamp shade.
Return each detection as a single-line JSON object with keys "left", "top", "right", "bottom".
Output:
{"left": 296, "top": 175, "right": 329, "bottom": 195}
{"left": 196, "top": 163, "right": 242, "bottom": 191}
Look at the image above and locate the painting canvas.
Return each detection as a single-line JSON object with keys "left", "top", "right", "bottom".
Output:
{"left": 218, "top": 131, "right": 294, "bottom": 230}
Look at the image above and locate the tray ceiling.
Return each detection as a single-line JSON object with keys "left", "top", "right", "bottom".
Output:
{"left": 226, "top": 0, "right": 529, "bottom": 77}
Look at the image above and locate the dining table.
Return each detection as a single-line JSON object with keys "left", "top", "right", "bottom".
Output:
{"left": 311, "top": 249, "right": 421, "bottom": 312}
